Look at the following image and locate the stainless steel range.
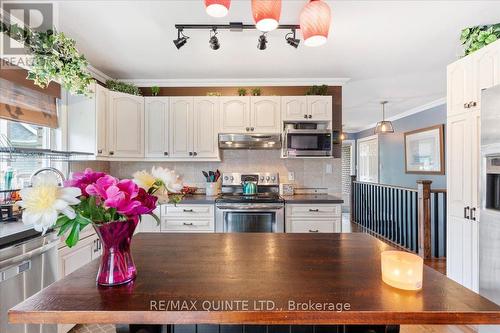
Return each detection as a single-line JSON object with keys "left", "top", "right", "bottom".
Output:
{"left": 215, "top": 173, "right": 284, "bottom": 233}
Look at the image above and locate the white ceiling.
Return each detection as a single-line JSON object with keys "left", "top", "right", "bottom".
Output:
{"left": 54, "top": 0, "right": 500, "bottom": 131}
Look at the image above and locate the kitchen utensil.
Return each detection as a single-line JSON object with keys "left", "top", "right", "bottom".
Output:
{"left": 209, "top": 171, "right": 215, "bottom": 182}
{"left": 215, "top": 169, "right": 220, "bottom": 181}
{"left": 241, "top": 180, "right": 258, "bottom": 195}
{"left": 202, "top": 171, "right": 209, "bottom": 181}
{"left": 206, "top": 182, "right": 219, "bottom": 196}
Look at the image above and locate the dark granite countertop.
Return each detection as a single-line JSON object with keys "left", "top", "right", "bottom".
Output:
{"left": 282, "top": 194, "right": 344, "bottom": 204}
{"left": 0, "top": 221, "right": 43, "bottom": 249}
{"left": 176, "top": 195, "right": 217, "bottom": 204}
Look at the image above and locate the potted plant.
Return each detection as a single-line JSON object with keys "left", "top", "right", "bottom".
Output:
{"left": 306, "top": 85, "right": 329, "bottom": 95}
{"left": 151, "top": 86, "right": 160, "bottom": 96}
{"left": 238, "top": 88, "right": 247, "bottom": 96}
{"left": 18, "top": 168, "right": 181, "bottom": 286}
{"left": 106, "top": 80, "right": 142, "bottom": 96}
{"left": 251, "top": 88, "right": 262, "bottom": 96}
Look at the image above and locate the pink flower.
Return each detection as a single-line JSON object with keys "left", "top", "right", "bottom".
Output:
{"left": 127, "top": 188, "right": 158, "bottom": 216}
{"left": 86, "top": 175, "right": 118, "bottom": 200}
{"left": 64, "top": 168, "right": 106, "bottom": 196}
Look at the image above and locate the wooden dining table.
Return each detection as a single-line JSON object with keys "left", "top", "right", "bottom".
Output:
{"left": 9, "top": 233, "right": 500, "bottom": 333}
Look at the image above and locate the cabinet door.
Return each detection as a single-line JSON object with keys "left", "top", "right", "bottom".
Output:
{"left": 135, "top": 208, "right": 161, "bottom": 233}
{"left": 169, "top": 97, "right": 193, "bottom": 158}
{"left": 145, "top": 97, "right": 169, "bottom": 158}
{"left": 66, "top": 83, "right": 97, "bottom": 155}
{"left": 282, "top": 96, "right": 307, "bottom": 121}
{"left": 108, "top": 92, "right": 145, "bottom": 158}
{"left": 462, "top": 219, "right": 479, "bottom": 292}
{"left": 220, "top": 97, "right": 250, "bottom": 133}
{"left": 58, "top": 236, "right": 96, "bottom": 278}
{"left": 307, "top": 96, "right": 332, "bottom": 121}
{"left": 250, "top": 96, "right": 281, "bottom": 133}
{"left": 193, "top": 97, "right": 220, "bottom": 158}
{"left": 95, "top": 84, "right": 109, "bottom": 156}
{"left": 470, "top": 110, "right": 481, "bottom": 212}
{"left": 447, "top": 215, "right": 464, "bottom": 285}
{"left": 447, "top": 58, "right": 475, "bottom": 116}
{"left": 473, "top": 44, "right": 500, "bottom": 108}
{"left": 447, "top": 114, "right": 472, "bottom": 219}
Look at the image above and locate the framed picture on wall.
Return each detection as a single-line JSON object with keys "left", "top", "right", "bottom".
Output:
{"left": 404, "top": 124, "right": 445, "bottom": 174}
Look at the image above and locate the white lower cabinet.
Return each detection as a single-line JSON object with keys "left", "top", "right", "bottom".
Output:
{"left": 57, "top": 230, "right": 101, "bottom": 333}
{"left": 159, "top": 204, "right": 215, "bottom": 232}
{"left": 135, "top": 208, "right": 161, "bottom": 233}
{"left": 285, "top": 204, "right": 342, "bottom": 233}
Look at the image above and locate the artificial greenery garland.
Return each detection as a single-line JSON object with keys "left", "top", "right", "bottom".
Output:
{"left": 106, "top": 79, "right": 142, "bottom": 96}
{"left": 0, "top": 22, "right": 94, "bottom": 95}
{"left": 461, "top": 24, "right": 500, "bottom": 56}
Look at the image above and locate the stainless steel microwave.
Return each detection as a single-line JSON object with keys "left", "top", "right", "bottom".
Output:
{"left": 283, "top": 129, "right": 332, "bottom": 157}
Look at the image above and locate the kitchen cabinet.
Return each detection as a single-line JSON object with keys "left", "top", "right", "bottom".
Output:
{"left": 161, "top": 204, "right": 215, "bottom": 232}
{"left": 169, "top": 97, "right": 220, "bottom": 160}
{"left": 445, "top": 40, "right": 500, "bottom": 292}
{"left": 108, "top": 91, "right": 145, "bottom": 158}
{"left": 220, "top": 96, "right": 280, "bottom": 133}
{"left": 250, "top": 96, "right": 281, "bottom": 133}
{"left": 281, "top": 96, "right": 332, "bottom": 122}
{"left": 285, "top": 204, "right": 341, "bottom": 233}
{"left": 135, "top": 208, "right": 161, "bottom": 233}
{"left": 66, "top": 82, "right": 109, "bottom": 156}
{"left": 145, "top": 97, "right": 169, "bottom": 158}
{"left": 57, "top": 231, "right": 101, "bottom": 333}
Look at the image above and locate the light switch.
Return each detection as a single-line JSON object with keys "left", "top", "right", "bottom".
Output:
{"left": 325, "top": 164, "right": 333, "bottom": 174}
{"left": 288, "top": 172, "right": 295, "bottom": 181}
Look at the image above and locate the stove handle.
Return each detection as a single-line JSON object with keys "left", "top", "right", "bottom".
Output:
{"left": 216, "top": 205, "right": 284, "bottom": 210}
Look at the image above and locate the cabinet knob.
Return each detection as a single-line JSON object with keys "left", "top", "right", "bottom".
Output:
{"left": 246, "top": 127, "right": 250, "bottom": 131}
{"left": 109, "top": 151, "right": 114, "bottom": 156}
{"left": 183, "top": 222, "right": 194, "bottom": 226}
{"left": 308, "top": 115, "right": 312, "bottom": 119}
{"left": 304, "top": 114, "right": 308, "bottom": 119}
{"left": 309, "top": 209, "right": 320, "bottom": 212}
{"left": 470, "top": 101, "right": 477, "bottom": 107}
{"left": 189, "top": 152, "right": 193, "bottom": 156}
{"left": 464, "top": 103, "right": 469, "bottom": 109}
{"left": 250, "top": 127, "right": 254, "bottom": 131}
{"left": 193, "top": 152, "right": 198, "bottom": 156}
{"left": 183, "top": 209, "right": 194, "bottom": 213}
{"left": 164, "top": 152, "right": 169, "bottom": 156}
{"left": 97, "top": 149, "right": 102, "bottom": 154}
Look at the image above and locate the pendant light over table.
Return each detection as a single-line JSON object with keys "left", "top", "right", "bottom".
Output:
{"left": 252, "top": 0, "right": 282, "bottom": 32}
{"left": 374, "top": 101, "right": 395, "bottom": 134}
{"left": 204, "top": 0, "right": 231, "bottom": 18}
{"left": 300, "top": 0, "right": 332, "bottom": 47}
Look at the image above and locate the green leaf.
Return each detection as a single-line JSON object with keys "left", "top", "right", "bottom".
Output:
{"left": 65, "top": 221, "right": 80, "bottom": 248}
{"left": 485, "top": 34, "right": 498, "bottom": 44}
{"left": 57, "top": 219, "right": 74, "bottom": 236}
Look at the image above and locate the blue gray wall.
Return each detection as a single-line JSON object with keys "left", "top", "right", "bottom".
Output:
{"left": 351, "top": 104, "right": 446, "bottom": 189}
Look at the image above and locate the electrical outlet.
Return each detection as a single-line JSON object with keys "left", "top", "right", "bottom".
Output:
{"left": 288, "top": 172, "right": 295, "bottom": 181}
{"left": 325, "top": 164, "right": 333, "bottom": 174}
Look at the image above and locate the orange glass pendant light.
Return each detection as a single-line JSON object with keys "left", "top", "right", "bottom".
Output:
{"left": 252, "top": 0, "right": 282, "bottom": 32}
{"left": 204, "top": 0, "right": 231, "bottom": 18}
{"left": 300, "top": 0, "right": 331, "bottom": 47}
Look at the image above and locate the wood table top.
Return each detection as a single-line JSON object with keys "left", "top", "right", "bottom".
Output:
{"left": 9, "top": 233, "right": 500, "bottom": 325}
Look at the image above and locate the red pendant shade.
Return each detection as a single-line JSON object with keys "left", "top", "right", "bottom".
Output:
{"left": 300, "top": 0, "right": 331, "bottom": 47}
{"left": 252, "top": 0, "right": 282, "bottom": 32}
{"left": 204, "top": 0, "right": 231, "bottom": 17}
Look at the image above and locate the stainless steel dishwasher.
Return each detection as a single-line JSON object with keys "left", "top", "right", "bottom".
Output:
{"left": 0, "top": 231, "right": 59, "bottom": 333}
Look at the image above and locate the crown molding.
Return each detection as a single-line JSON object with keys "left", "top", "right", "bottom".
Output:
{"left": 88, "top": 65, "right": 113, "bottom": 83}
{"left": 119, "top": 77, "right": 351, "bottom": 87}
{"left": 347, "top": 97, "right": 447, "bottom": 133}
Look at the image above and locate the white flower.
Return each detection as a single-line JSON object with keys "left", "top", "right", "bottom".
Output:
{"left": 18, "top": 174, "right": 82, "bottom": 234}
{"left": 151, "top": 166, "right": 183, "bottom": 193}
{"left": 133, "top": 170, "right": 156, "bottom": 191}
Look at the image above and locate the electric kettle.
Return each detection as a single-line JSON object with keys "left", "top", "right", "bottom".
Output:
{"left": 241, "top": 181, "right": 258, "bottom": 195}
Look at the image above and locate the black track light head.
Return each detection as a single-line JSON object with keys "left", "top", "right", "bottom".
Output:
{"left": 209, "top": 28, "right": 220, "bottom": 50}
{"left": 257, "top": 34, "right": 267, "bottom": 50}
{"left": 173, "top": 29, "right": 189, "bottom": 49}
{"left": 285, "top": 30, "right": 300, "bottom": 48}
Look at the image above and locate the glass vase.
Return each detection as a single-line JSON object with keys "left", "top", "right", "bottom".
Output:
{"left": 93, "top": 217, "right": 139, "bottom": 286}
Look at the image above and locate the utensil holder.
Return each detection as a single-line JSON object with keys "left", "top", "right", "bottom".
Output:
{"left": 206, "top": 182, "right": 219, "bottom": 196}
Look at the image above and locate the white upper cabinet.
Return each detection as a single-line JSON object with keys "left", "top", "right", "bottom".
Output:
{"left": 473, "top": 43, "right": 500, "bottom": 108}
{"left": 250, "top": 96, "right": 281, "bottom": 133}
{"left": 145, "top": 97, "right": 169, "bottom": 158}
{"left": 282, "top": 96, "right": 307, "bottom": 121}
{"left": 447, "top": 57, "right": 475, "bottom": 116}
{"left": 108, "top": 91, "right": 145, "bottom": 158}
{"left": 193, "top": 97, "right": 220, "bottom": 158}
{"left": 169, "top": 97, "right": 193, "bottom": 158}
{"left": 220, "top": 97, "right": 250, "bottom": 133}
{"left": 66, "top": 82, "right": 108, "bottom": 157}
{"left": 307, "top": 96, "right": 332, "bottom": 121}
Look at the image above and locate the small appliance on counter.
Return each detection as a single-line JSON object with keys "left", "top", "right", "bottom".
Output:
{"left": 215, "top": 172, "right": 284, "bottom": 233}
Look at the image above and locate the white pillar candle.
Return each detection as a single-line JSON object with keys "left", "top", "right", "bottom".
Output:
{"left": 381, "top": 251, "right": 423, "bottom": 291}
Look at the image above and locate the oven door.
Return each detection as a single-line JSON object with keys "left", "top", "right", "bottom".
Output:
{"left": 215, "top": 203, "right": 284, "bottom": 233}
{"left": 285, "top": 130, "right": 332, "bottom": 157}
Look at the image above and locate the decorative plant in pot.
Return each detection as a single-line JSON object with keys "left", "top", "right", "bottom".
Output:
{"left": 18, "top": 168, "right": 182, "bottom": 286}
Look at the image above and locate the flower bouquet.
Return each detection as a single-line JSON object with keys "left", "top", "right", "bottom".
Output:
{"left": 19, "top": 169, "right": 158, "bottom": 286}
{"left": 133, "top": 166, "right": 184, "bottom": 204}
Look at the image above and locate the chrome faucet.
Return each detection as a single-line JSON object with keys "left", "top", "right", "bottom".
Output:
{"left": 30, "top": 167, "right": 66, "bottom": 186}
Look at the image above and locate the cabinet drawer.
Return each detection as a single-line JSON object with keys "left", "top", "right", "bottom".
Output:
{"left": 161, "top": 218, "right": 214, "bottom": 232}
{"left": 163, "top": 204, "right": 214, "bottom": 217}
{"left": 287, "top": 204, "right": 341, "bottom": 218}
{"left": 287, "top": 218, "right": 341, "bottom": 233}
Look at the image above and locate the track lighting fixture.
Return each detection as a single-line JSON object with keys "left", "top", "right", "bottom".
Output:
{"left": 209, "top": 28, "right": 220, "bottom": 50}
{"left": 285, "top": 29, "right": 300, "bottom": 48}
{"left": 173, "top": 29, "right": 189, "bottom": 49}
{"left": 257, "top": 34, "right": 268, "bottom": 50}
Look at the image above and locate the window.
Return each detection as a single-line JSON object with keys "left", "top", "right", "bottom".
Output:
{"left": 357, "top": 135, "right": 379, "bottom": 183}
{"left": 0, "top": 119, "right": 51, "bottom": 188}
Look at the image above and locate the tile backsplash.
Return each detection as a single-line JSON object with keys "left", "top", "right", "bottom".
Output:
{"left": 103, "top": 150, "right": 342, "bottom": 195}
